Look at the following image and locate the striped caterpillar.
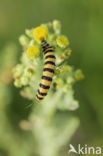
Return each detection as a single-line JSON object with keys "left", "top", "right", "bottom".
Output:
{"left": 36, "top": 40, "right": 56, "bottom": 102}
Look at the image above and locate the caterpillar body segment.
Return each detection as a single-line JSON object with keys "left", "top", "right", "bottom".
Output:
{"left": 36, "top": 40, "right": 56, "bottom": 102}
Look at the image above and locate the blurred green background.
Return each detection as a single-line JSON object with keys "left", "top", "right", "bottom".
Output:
{"left": 0, "top": 0, "right": 103, "bottom": 155}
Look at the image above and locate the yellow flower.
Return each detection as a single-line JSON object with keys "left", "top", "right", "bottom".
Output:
{"left": 27, "top": 46, "right": 40, "bottom": 57}
{"left": 33, "top": 26, "right": 48, "bottom": 41}
{"left": 56, "top": 36, "right": 69, "bottom": 48}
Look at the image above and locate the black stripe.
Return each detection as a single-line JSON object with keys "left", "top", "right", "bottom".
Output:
{"left": 38, "top": 89, "right": 47, "bottom": 96}
{"left": 41, "top": 40, "right": 46, "bottom": 44}
{"left": 47, "top": 46, "right": 53, "bottom": 49}
{"left": 45, "top": 55, "right": 55, "bottom": 59}
{"left": 44, "top": 68, "right": 54, "bottom": 73}
{"left": 41, "top": 40, "right": 48, "bottom": 44}
{"left": 36, "top": 94, "right": 43, "bottom": 100}
{"left": 45, "top": 61, "right": 55, "bottom": 65}
{"left": 44, "top": 49, "right": 54, "bottom": 54}
{"left": 40, "top": 83, "right": 50, "bottom": 89}
{"left": 42, "top": 43, "right": 49, "bottom": 48}
{"left": 42, "top": 76, "right": 52, "bottom": 81}
{"left": 43, "top": 47, "right": 49, "bottom": 52}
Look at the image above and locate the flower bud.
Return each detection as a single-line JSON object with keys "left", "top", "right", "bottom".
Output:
{"left": 49, "top": 34, "right": 56, "bottom": 42}
{"left": 54, "top": 67, "right": 61, "bottom": 74}
{"left": 65, "top": 48, "right": 72, "bottom": 56}
{"left": 53, "top": 20, "right": 61, "bottom": 34}
{"left": 61, "top": 65, "right": 71, "bottom": 72}
{"left": 14, "top": 79, "right": 22, "bottom": 88}
{"left": 56, "top": 36, "right": 69, "bottom": 48}
{"left": 19, "top": 35, "right": 29, "bottom": 47}
{"left": 21, "top": 76, "right": 29, "bottom": 86}
{"left": 67, "top": 77, "right": 74, "bottom": 84}
{"left": 56, "top": 79, "right": 63, "bottom": 89}
{"left": 24, "top": 67, "right": 34, "bottom": 78}
{"left": 74, "top": 69, "right": 84, "bottom": 80}
{"left": 25, "top": 29, "right": 33, "bottom": 37}
{"left": 13, "top": 64, "right": 24, "bottom": 78}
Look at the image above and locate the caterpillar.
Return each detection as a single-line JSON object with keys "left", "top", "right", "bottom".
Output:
{"left": 36, "top": 40, "right": 56, "bottom": 102}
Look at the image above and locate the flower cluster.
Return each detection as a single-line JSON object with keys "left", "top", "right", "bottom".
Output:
{"left": 13, "top": 20, "right": 84, "bottom": 107}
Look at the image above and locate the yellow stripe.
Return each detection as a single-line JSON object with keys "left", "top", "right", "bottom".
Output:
{"left": 36, "top": 96, "right": 40, "bottom": 102}
{"left": 44, "top": 47, "right": 53, "bottom": 52}
{"left": 43, "top": 71, "right": 53, "bottom": 77}
{"left": 38, "top": 87, "right": 48, "bottom": 94}
{"left": 44, "top": 58, "right": 55, "bottom": 62}
{"left": 43, "top": 43, "right": 48, "bottom": 47}
{"left": 40, "top": 79, "right": 51, "bottom": 86}
{"left": 37, "top": 93, "right": 45, "bottom": 98}
{"left": 45, "top": 52, "right": 54, "bottom": 57}
{"left": 44, "top": 64, "right": 55, "bottom": 69}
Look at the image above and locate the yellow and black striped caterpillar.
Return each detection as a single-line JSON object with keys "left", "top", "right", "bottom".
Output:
{"left": 36, "top": 40, "right": 56, "bottom": 102}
